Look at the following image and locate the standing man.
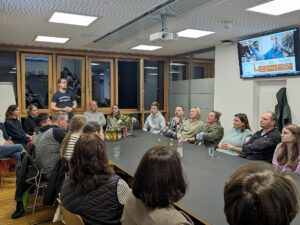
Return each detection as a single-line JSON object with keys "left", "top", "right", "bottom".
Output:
{"left": 241, "top": 111, "right": 281, "bottom": 162}
{"left": 83, "top": 100, "right": 106, "bottom": 127}
{"left": 161, "top": 105, "right": 185, "bottom": 139}
{"left": 51, "top": 78, "right": 77, "bottom": 119}
{"left": 143, "top": 102, "right": 166, "bottom": 134}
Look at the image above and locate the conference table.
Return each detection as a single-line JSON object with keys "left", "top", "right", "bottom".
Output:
{"left": 106, "top": 130, "right": 300, "bottom": 225}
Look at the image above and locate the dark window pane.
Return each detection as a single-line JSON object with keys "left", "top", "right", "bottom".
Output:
{"left": 60, "top": 59, "right": 82, "bottom": 107}
{"left": 144, "top": 61, "right": 164, "bottom": 110}
{"left": 118, "top": 61, "right": 140, "bottom": 109}
{"left": 25, "top": 56, "right": 49, "bottom": 109}
{"left": 192, "top": 66, "right": 205, "bottom": 79}
{"left": 170, "top": 61, "right": 188, "bottom": 81}
{"left": 0, "top": 51, "right": 17, "bottom": 102}
{"left": 91, "top": 61, "right": 111, "bottom": 108}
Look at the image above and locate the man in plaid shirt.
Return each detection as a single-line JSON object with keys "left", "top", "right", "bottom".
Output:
{"left": 161, "top": 106, "right": 185, "bottom": 139}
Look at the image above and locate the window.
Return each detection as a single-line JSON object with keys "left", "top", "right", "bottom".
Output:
{"left": 0, "top": 51, "right": 17, "bottom": 101}
{"left": 118, "top": 61, "right": 140, "bottom": 109}
{"left": 144, "top": 60, "right": 164, "bottom": 110}
{"left": 90, "top": 60, "right": 112, "bottom": 108}
{"left": 170, "top": 61, "right": 188, "bottom": 81}
{"left": 58, "top": 56, "right": 85, "bottom": 109}
{"left": 21, "top": 53, "right": 52, "bottom": 110}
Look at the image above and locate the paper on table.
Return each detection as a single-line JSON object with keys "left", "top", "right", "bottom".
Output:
{"left": 216, "top": 148, "right": 239, "bottom": 156}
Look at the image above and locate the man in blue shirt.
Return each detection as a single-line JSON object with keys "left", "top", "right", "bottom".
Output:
{"left": 51, "top": 78, "right": 77, "bottom": 119}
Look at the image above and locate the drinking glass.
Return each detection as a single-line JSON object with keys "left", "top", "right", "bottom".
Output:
{"left": 177, "top": 141, "right": 183, "bottom": 158}
{"left": 208, "top": 147, "right": 215, "bottom": 158}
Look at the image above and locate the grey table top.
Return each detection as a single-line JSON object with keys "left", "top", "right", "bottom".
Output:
{"left": 106, "top": 130, "right": 300, "bottom": 225}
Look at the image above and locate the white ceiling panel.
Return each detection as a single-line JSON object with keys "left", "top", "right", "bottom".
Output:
{"left": 1, "top": 0, "right": 300, "bottom": 56}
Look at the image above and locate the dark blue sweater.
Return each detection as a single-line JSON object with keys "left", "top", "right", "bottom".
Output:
{"left": 5, "top": 119, "right": 29, "bottom": 146}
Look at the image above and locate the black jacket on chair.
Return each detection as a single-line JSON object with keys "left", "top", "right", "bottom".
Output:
{"left": 61, "top": 175, "right": 123, "bottom": 225}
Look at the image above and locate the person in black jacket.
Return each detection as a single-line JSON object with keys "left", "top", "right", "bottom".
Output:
{"left": 4, "top": 105, "right": 32, "bottom": 149}
{"left": 61, "top": 133, "right": 130, "bottom": 225}
{"left": 23, "top": 104, "right": 39, "bottom": 135}
{"left": 241, "top": 111, "right": 281, "bottom": 163}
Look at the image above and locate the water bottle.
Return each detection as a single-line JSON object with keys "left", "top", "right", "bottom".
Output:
{"left": 169, "top": 138, "right": 174, "bottom": 147}
{"left": 177, "top": 141, "right": 183, "bottom": 158}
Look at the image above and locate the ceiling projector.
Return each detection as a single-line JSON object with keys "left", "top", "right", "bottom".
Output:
{"left": 149, "top": 31, "right": 178, "bottom": 42}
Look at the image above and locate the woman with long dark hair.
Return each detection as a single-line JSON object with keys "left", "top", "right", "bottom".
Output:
{"left": 106, "top": 104, "right": 121, "bottom": 129}
{"left": 272, "top": 124, "right": 300, "bottom": 174}
{"left": 4, "top": 105, "right": 31, "bottom": 148}
{"left": 61, "top": 133, "right": 130, "bottom": 225}
{"left": 121, "top": 145, "right": 193, "bottom": 225}
{"left": 218, "top": 113, "right": 252, "bottom": 153}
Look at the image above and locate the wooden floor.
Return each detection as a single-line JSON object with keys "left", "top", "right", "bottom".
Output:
{"left": 0, "top": 171, "right": 63, "bottom": 225}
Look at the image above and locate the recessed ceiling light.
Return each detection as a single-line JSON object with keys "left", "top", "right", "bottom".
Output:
{"left": 49, "top": 12, "right": 98, "bottom": 26}
{"left": 91, "top": 63, "right": 100, "bottom": 66}
{"left": 9, "top": 71, "right": 16, "bottom": 74}
{"left": 131, "top": 45, "right": 162, "bottom": 51}
{"left": 144, "top": 67, "right": 158, "bottom": 70}
{"left": 147, "top": 73, "right": 158, "bottom": 76}
{"left": 170, "top": 63, "right": 186, "bottom": 66}
{"left": 177, "top": 29, "right": 214, "bottom": 38}
{"left": 35, "top": 35, "right": 69, "bottom": 43}
{"left": 169, "top": 71, "right": 181, "bottom": 74}
{"left": 247, "top": 0, "right": 300, "bottom": 16}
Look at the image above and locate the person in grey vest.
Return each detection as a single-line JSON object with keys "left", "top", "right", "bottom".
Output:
{"left": 35, "top": 112, "right": 68, "bottom": 180}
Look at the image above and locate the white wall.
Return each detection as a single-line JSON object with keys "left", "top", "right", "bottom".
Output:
{"left": 214, "top": 44, "right": 300, "bottom": 132}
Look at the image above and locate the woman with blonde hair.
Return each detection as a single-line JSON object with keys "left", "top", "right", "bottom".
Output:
{"left": 61, "top": 114, "right": 86, "bottom": 160}
{"left": 177, "top": 107, "right": 205, "bottom": 142}
{"left": 272, "top": 124, "right": 300, "bottom": 174}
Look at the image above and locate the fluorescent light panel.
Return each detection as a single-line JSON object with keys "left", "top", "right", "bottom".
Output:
{"left": 35, "top": 35, "right": 69, "bottom": 43}
{"left": 91, "top": 63, "right": 100, "bottom": 66}
{"left": 247, "top": 0, "right": 300, "bottom": 15}
{"left": 170, "top": 63, "right": 186, "bottom": 66}
{"left": 131, "top": 45, "right": 162, "bottom": 51}
{"left": 49, "top": 12, "right": 98, "bottom": 26}
{"left": 147, "top": 73, "right": 158, "bottom": 76}
{"left": 144, "top": 67, "right": 158, "bottom": 70}
{"left": 169, "top": 70, "right": 181, "bottom": 74}
{"left": 177, "top": 29, "right": 214, "bottom": 38}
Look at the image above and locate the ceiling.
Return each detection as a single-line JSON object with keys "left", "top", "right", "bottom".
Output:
{"left": 1, "top": 0, "right": 300, "bottom": 57}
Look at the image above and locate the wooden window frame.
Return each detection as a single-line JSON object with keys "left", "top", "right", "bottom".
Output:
{"left": 20, "top": 53, "right": 53, "bottom": 116}
{"left": 56, "top": 55, "right": 86, "bottom": 113}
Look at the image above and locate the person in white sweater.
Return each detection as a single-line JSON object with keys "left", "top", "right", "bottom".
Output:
{"left": 83, "top": 100, "right": 106, "bottom": 128}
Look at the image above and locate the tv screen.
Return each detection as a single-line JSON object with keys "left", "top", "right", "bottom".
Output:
{"left": 238, "top": 28, "right": 299, "bottom": 79}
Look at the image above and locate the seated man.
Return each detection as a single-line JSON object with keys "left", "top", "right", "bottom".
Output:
{"left": 83, "top": 100, "right": 106, "bottom": 128}
{"left": 35, "top": 112, "right": 68, "bottom": 180}
{"left": 143, "top": 102, "right": 166, "bottom": 134}
{"left": 160, "top": 105, "right": 185, "bottom": 139}
{"left": 241, "top": 111, "right": 280, "bottom": 162}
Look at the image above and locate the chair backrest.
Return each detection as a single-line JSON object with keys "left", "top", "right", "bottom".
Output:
{"left": 62, "top": 206, "right": 85, "bottom": 225}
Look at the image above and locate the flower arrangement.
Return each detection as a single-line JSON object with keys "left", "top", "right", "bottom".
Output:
{"left": 117, "top": 115, "right": 137, "bottom": 127}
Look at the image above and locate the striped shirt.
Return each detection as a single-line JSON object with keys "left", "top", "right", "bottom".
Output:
{"left": 65, "top": 135, "right": 79, "bottom": 160}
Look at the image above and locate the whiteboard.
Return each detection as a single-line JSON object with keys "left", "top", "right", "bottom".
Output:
{"left": 0, "top": 82, "right": 16, "bottom": 122}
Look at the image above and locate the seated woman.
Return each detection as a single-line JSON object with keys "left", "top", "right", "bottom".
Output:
{"left": 60, "top": 114, "right": 86, "bottom": 160}
{"left": 218, "top": 113, "right": 252, "bottom": 152}
{"left": 4, "top": 105, "right": 31, "bottom": 149}
{"left": 0, "top": 128, "right": 24, "bottom": 169}
{"left": 177, "top": 107, "right": 205, "bottom": 143}
{"left": 122, "top": 145, "right": 193, "bottom": 225}
{"left": 23, "top": 104, "right": 39, "bottom": 135}
{"left": 61, "top": 133, "right": 131, "bottom": 225}
{"left": 272, "top": 124, "right": 300, "bottom": 174}
{"left": 196, "top": 111, "right": 224, "bottom": 147}
{"left": 107, "top": 104, "right": 121, "bottom": 129}
{"left": 224, "top": 161, "right": 299, "bottom": 225}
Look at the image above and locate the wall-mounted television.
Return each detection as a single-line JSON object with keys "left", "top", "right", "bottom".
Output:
{"left": 237, "top": 28, "right": 299, "bottom": 79}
